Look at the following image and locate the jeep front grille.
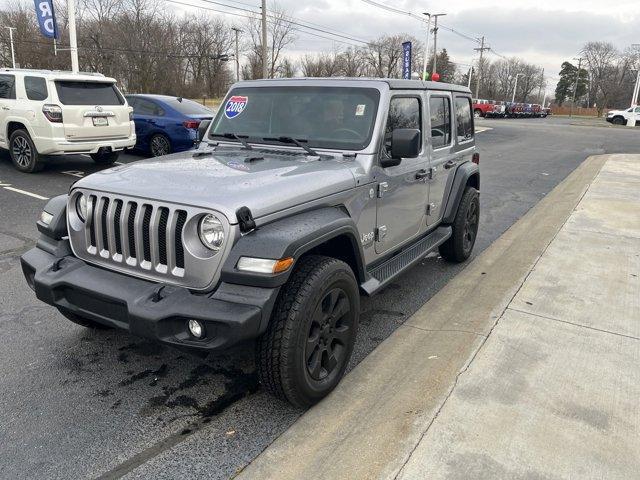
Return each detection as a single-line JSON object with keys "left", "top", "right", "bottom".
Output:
{"left": 68, "top": 190, "right": 230, "bottom": 290}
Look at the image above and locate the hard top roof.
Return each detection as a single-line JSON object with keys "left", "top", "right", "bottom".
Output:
{"left": 232, "top": 77, "right": 472, "bottom": 94}
{"left": 0, "top": 68, "right": 116, "bottom": 83}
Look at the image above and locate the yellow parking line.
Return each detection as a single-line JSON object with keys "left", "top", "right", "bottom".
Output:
{"left": 3, "top": 186, "right": 49, "bottom": 200}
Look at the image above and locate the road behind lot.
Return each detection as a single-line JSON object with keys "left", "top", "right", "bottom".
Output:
{"left": 0, "top": 118, "right": 638, "bottom": 479}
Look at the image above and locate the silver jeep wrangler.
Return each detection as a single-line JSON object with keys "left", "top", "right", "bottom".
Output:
{"left": 21, "top": 78, "right": 480, "bottom": 407}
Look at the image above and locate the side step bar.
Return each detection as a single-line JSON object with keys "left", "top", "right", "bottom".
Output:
{"left": 361, "top": 226, "right": 452, "bottom": 296}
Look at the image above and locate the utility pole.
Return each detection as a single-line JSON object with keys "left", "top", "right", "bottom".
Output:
{"left": 474, "top": 36, "right": 489, "bottom": 99}
{"left": 67, "top": 0, "right": 80, "bottom": 73}
{"left": 630, "top": 44, "right": 640, "bottom": 108}
{"left": 467, "top": 66, "right": 473, "bottom": 88}
{"left": 261, "top": 0, "right": 268, "bottom": 79}
{"left": 431, "top": 14, "right": 446, "bottom": 77}
{"left": 5, "top": 27, "right": 16, "bottom": 68}
{"left": 512, "top": 73, "right": 523, "bottom": 103}
{"left": 537, "top": 67, "right": 544, "bottom": 103}
{"left": 569, "top": 57, "right": 583, "bottom": 118}
{"left": 421, "top": 12, "right": 432, "bottom": 81}
{"left": 231, "top": 27, "right": 241, "bottom": 82}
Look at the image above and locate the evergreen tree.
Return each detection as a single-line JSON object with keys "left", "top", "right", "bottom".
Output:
{"left": 555, "top": 61, "right": 588, "bottom": 105}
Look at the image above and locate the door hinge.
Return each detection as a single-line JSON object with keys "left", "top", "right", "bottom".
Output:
{"left": 426, "top": 203, "right": 437, "bottom": 215}
{"left": 377, "top": 182, "right": 389, "bottom": 198}
{"left": 428, "top": 167, "right": 435, "bottom": 179}
{"left": 375, "top": 225, "right": 387, "bottom": 241}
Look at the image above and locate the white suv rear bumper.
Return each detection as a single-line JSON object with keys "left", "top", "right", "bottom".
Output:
{"left": 33, "top": 135, "right": 137, "bottom": 155}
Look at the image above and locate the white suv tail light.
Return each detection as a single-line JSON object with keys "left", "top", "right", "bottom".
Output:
{"left": 42, "top": 104, "right": 63, "bottom": 123}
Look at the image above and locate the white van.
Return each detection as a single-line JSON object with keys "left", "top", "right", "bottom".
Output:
{"left": 0, "top": 69, "right": 136, "bottom": 172}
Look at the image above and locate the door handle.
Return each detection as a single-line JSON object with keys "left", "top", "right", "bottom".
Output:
{"left": 415, "top": 169, "right": 429, "bottom": 180}
{"left": 1, "top": 106, "right": 9, "bottom": 110}
{"left": 444, "top": 160, "right": 457, "bottom": 169}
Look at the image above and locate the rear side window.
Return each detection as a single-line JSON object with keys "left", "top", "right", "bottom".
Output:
{"left": 55, "top": 81, "right": 124, "bottom": 105}
{"left": 25, "top": 76, "right": 48, "bottom": 101}
{"left": 133, "top": 98, "right": 164, "bottom": 116}
{"left": 429, "top": 97, "right": 451, "bottom": 149}
{"left": 384, "top": 97, "right": 421, "bottom": 155}
{"left": 455, "top": 97, "right": 474, "bottom": 143}
{"left": 0, "top": 74, "right": 16, "bottom": 99}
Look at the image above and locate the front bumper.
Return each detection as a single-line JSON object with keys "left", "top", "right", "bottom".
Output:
{"left": 21, "top": 243, "right": 279, "bottom": 352}
{"left": 34, "top": 135, "right": 137, "bottom": 155}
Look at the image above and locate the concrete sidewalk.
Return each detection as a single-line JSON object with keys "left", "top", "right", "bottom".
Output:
{"left": 237, "top": 154, "right": 639, "bottom": 480}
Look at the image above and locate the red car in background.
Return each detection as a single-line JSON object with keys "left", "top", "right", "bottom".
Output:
{"left": 472, "top": 99, "right": 494, "bottom": 118}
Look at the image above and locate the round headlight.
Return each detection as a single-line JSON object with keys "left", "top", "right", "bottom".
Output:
{"left": 199, "top": 214, "right": 224, "bottom": 252}
{"left": 76, "top": 194, "right": 88, "bottom": 221}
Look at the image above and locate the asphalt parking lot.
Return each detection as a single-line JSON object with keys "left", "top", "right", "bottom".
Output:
{"left": 1, "top": 117, "right": 639, "bottom": 479}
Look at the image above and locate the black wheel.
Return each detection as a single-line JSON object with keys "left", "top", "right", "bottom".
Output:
{"left": 611, "top": 116, "right": 625, "bottom": 126}
{"left": 9, "top": 129, "right": 43, "bottom": 173}
{"left": 149, "top": 134, "right": 171, "bottom": 157}
{"left": 90, "top": 150, "right": 119, "bottom": 165}
{"left": 474, "top": 109, "right": 482, "bottom": 118}
{"left": 439, "top": 186, "right": 480, "bottom": 263}
{"left": 57, "top": 309, "right": 113, "bottom": 330}
{"left": 257, "top": 255, "right": 360, "bottom": 408}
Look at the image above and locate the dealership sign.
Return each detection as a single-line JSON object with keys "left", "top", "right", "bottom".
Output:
{"left": 34, "top": 0, "right": 59, "bottom": 39}
{"left": 402, "top": 42, "right": 412, "bottom": 80}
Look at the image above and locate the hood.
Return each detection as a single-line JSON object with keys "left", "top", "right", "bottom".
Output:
{"left": 74, "top": 148, "right": 357, "bottom": 223}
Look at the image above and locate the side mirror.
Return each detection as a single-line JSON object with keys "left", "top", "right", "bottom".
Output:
{"left": 381, "top": 128, "right": 421, "bottom": 168}
{"left": 196, "top": 119, "right": 212, "bottom": 145}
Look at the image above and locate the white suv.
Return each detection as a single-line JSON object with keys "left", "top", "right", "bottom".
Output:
{"left": 0, "top": 69, "right": 136, "bottom": 173}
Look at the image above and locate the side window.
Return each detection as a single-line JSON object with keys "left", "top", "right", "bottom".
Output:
{"left": 429, "top": 97, "right": 451, "bottom": 149}
{"left": 455, "top": 97, "right": 474, "bottom": 143}
{"left": 384, "top": 97, "right": 421, "bottom": 155}
{"left": 0, "top": 75, "right": 16, "bottom": 100}
{"left": 24, "top": 76, "right": 48, "bottom": 101}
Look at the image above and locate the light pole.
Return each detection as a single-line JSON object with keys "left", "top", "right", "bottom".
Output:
{"left": 4, "top": 27, "right": 16, "bottom": 68}
{"left": 431, "top": 13, "right": 446, "bottom": 77}
{"left": 421, "top": 13, "right": 431, "bottom": 81}
{"left": 231, "top": 27, "right": 241, "bottom": 82}
{"left": 512, "top": 73, "right": 524, "bottom": 103}
{"left": 630, "top": 44, "right": 640, "bottom": 108}
{"left": 467, "top": 66, "right": 473, "bottom": 88}
{"left": 67, "top": 0, "right": 80, "bottom": 73}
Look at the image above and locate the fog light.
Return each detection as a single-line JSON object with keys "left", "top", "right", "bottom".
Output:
{"left": 187, "top": 319, "right": 205, "bottom": 339}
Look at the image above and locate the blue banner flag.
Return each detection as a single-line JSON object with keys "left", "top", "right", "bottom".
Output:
{"left": 402, "top": 41, "right": 412, "bottom": 80}
{"left": 34, "top": 0, "right": 59, "bottom": 39}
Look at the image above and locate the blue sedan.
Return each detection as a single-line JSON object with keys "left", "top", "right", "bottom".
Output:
{"left": 125, "top": 94, "right": 215, "bottom": 157}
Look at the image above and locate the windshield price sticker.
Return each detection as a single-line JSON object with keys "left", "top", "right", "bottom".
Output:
{"left": 355, "top": 104, "right": 366, "bottom": 116}
{"left": 225, "top": 96, "right": 248, "bottom": 119}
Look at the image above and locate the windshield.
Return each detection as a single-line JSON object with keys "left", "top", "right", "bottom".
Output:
{"left": 210, "top": 86, "right": 380, "bottom": 150}
{"left": 55, "top": 81, "right": 124, "bottom": 105}
{"left": 167, "top": 98, "right": 214, "bottom": 116}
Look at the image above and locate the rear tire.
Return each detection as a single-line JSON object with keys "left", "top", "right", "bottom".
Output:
{"left": 257, "top": 255, "right": 360, "bottom": 408}
{"left": 58, "top": 309, "right": 113, "bottom": 330}
{"left": 9, "top": 129, "right": 44, "bottom": 173}
{"left": 149, "top": 134, "right": 172, "bottom": 157}
{"left": 439, "top": 186, "right": 480, "bottom": 263}
{"left": 90, "top": 151, "right": 119, "bottom": 165}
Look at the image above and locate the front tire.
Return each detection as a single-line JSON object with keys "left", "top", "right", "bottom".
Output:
{"left": 9, "top": 129, "right": 44, "bottom": 173}
{"left": 439, "top": 186, "right": 480, "bottom": 263}
{"left": 257, "top": 255, "right": 360, "bottom": 408}
{"left": 474, "top": 109, "right": 482, "bottom": 118}
{"left": 611, "top": 116, "right": 625, "bottom": 126}
{"left": 90, "top": 150, "right": 119, "bottom": 165}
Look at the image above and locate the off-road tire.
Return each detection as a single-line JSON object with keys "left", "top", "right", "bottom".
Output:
{"left": 611, "top": 116, "right": 625, "bottom": 126}
{"left": 90, "top": 151, "right": 119, "bottom": 165}
{"left": 58, "top": 309, "right": 113, "bottom": 330}
{"left": 439, "top": 186, "right": 480, "bottom": 263}
{"left": 474, "top": 109, "right": 482, "bottom": 118}
{"left": 9, "top": 129, "right": 44, "bottom": 173}
{"left": 257, "top": 255, "right": 360, "bottom": 408}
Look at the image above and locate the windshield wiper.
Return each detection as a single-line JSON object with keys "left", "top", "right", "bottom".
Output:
{"left": 210, "top": 132, "right": 253, "bottom": 150}
{"left": 263, "top": 136, "right": 318, "bottom": 157}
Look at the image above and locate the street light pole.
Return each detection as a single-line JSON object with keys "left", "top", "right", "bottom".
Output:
{"left": 5, "top": 27, "right": 16, "bottom": 68}
{"left": 630, "top": 44, "right": 640, "bottom": 108}
{"left": 67, "top": 0, "right": 80, "bottom": 73}
{"left": 261, "top": 0, "right": 268, "bottom": 79}
{"left": 512, "top": 73, "right": 523, "bottom": 103}
{"left": 231, "top": 27, "right": 241, "bottom": 82}
{"left": 421, "top": 13, "right": 431, "bottom": 81}
{"left": 431, "top": 14, "right": 446, "bottom": 77}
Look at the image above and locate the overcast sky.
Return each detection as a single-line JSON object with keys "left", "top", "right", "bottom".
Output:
{"left": 3, "top": 0, "right": 639, "bottom": 88}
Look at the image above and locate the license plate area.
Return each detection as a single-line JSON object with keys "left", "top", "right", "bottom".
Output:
{"left": 93, "top": 117, "right": 108, "bottom": 127}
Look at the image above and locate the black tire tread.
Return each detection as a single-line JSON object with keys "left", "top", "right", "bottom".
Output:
{"left": 9, "top": 129, "right": 44, "bottom": 173}
{"left": 257, "top": 255, "right": 353, "bottom": 407}
{"left": 439, "top": 186, "right": 479, "bottom": 263}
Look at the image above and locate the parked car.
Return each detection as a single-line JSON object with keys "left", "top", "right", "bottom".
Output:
{"left": 489, "top": 101, "right": 506, "bottom": 118}
{"left": 472, "top": 99, "right": 494, "bottom": 118}
{"left": 606, "top": 106, "right": 640, "bottom": 126}
{"left": 0, "top": 68, "right": 135, "bottom": 173}
{"left": 22, "top": 78, "right": 480, "bottom": 408}
{"left": 125, "top": 94, "right": 214, "bottom": 156}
